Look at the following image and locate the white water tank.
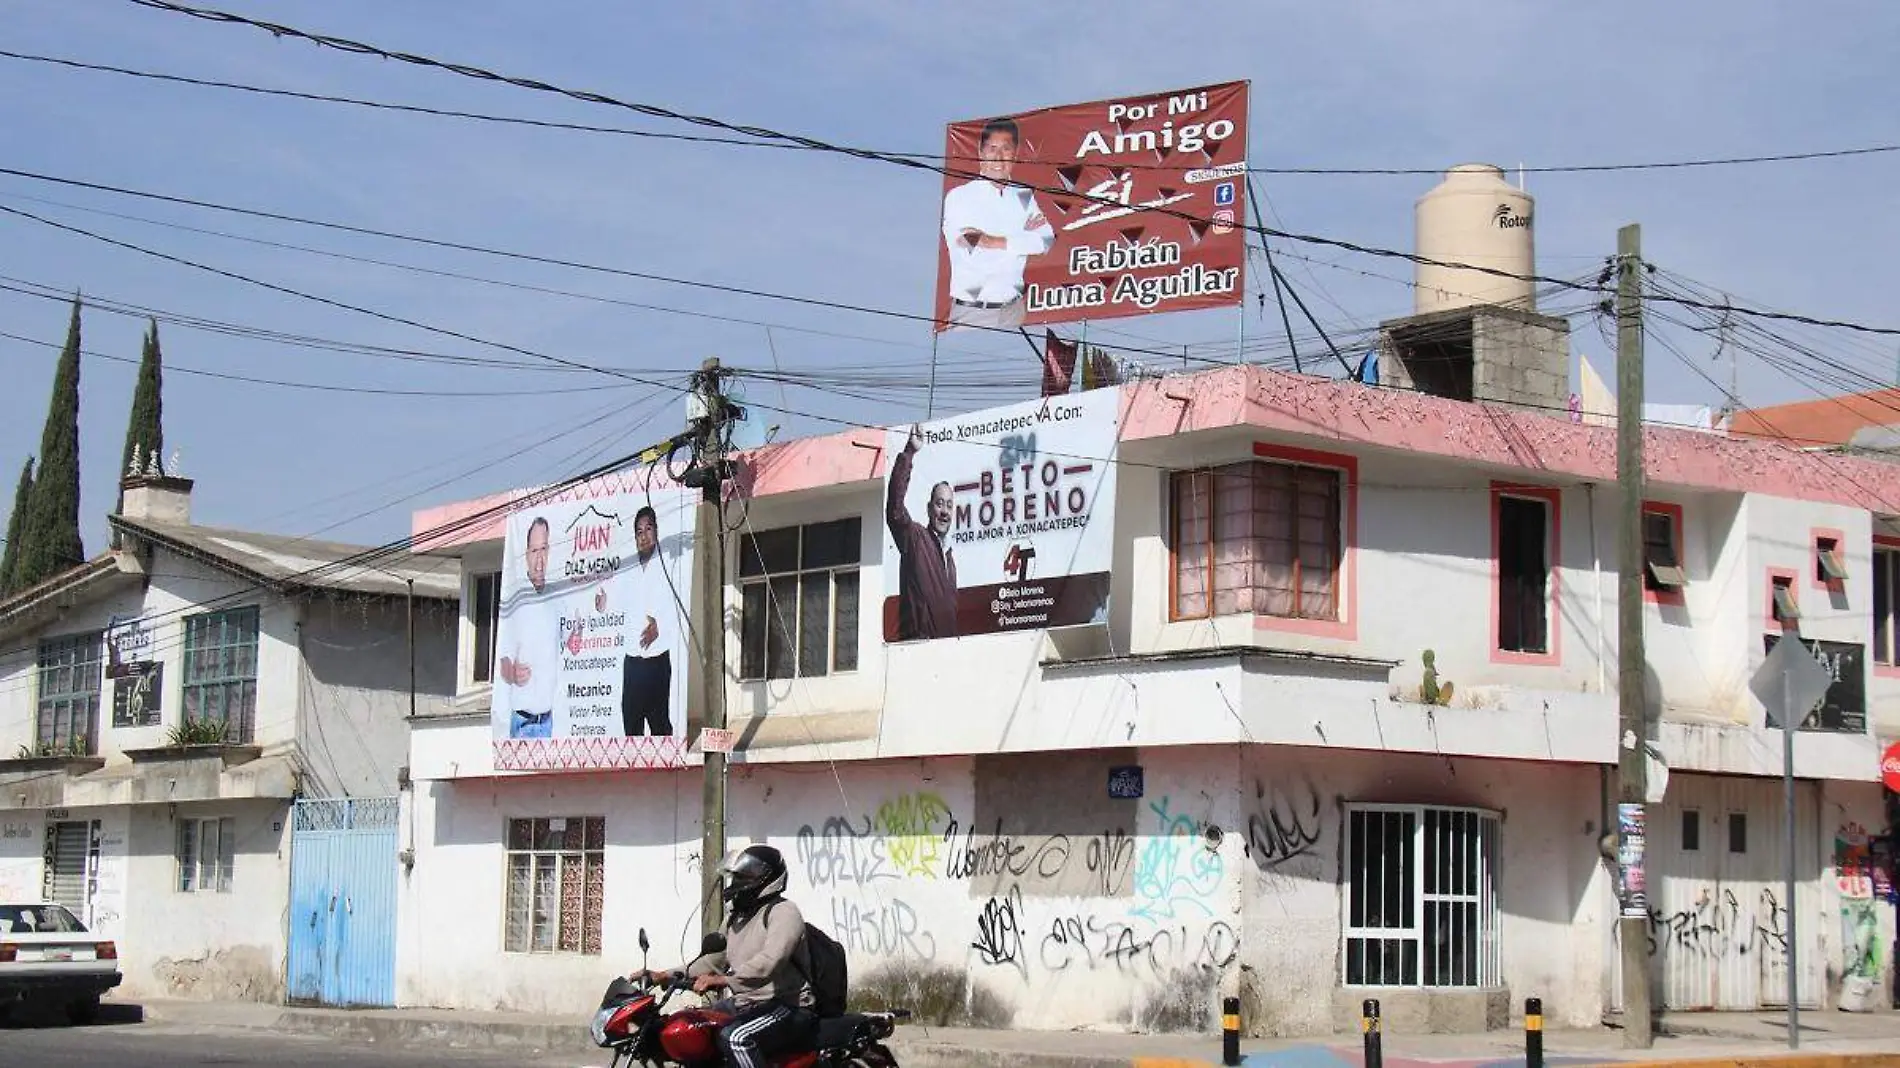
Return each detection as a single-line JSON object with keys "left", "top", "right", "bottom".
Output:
{"left": 1414, "top": 163, "right": 1535, "bottom": 315}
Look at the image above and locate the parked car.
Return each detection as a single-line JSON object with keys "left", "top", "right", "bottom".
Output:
{"left": 0, "top": 902, "right": 122, "bottom": 1024}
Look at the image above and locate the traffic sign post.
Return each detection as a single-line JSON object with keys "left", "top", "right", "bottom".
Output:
{"left": 1750, "top": 635, "right": 1834, "bottom": 1051}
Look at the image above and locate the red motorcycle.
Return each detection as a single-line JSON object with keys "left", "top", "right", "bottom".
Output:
{"left": 590, "top": 928, "right": 907, "bottom": 1068}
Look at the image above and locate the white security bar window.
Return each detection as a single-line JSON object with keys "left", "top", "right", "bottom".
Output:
{"left": 176, "top": 816, "right": 236, "bottom": 893}
{"left": 1342, "top": 805, "right": 1501, "bottom": 988}
{"left": 1875, "top": 546, "right": 1900, "bottom": 664}
{"left": 504, "top": 816, "right": 604, "bottom": 955}
{"left": 182, "top": 606, "right": 261, "bottom": 743}
{"left": 35, "top": 632, "right": 104, "bottom": 755}
{"left": 470, "top": 570, "right": 501, "bottom": 684}
{"left": 738, "top": 518, "right": 861, "bottom": 681}
{"left": 1170, "top": 460, "right": 1342, "bottom": 621}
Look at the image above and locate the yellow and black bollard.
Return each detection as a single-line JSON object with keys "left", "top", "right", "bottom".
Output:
{"left": 1221, "top": 996, "right": 1240, "bottom": 1065}
{"left": 1524, "top": 997, "right": 1543, "bottom": 1068}
{"left": 1362, "top": 998, "right": 1383, "bottom": 1068}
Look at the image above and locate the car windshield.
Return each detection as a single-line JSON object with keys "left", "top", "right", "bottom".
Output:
{"left": 0, "top": 904, "right": 86, "bottom": 934}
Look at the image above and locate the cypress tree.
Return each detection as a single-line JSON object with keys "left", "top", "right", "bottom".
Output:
{"left": 17, "top": 298, "right": 85, "bottom": 587}
{"left": 119, "top": 318, "right": 165, "bottom": 500}
{"left": 0, "top": 457, "right": 32, "bottom": 597}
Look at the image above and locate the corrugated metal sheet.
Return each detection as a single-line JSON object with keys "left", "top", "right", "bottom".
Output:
{"left": 1612, "top": 773, "right": 1825, "bottom": 1012}
{"left": 287, "top": 798, "right": 400, "bottom": 1008}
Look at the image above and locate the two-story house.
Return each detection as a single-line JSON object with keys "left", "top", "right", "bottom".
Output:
{"left": 0, "top": 472, "right": 457, "bottom": 1002}
{"left": 391, "top": 300, "right": 1900, "bottom": 1037}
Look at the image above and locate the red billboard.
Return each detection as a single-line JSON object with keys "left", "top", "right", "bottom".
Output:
{"left": 932, "top": 81, "right": 1250, "bottom": 333}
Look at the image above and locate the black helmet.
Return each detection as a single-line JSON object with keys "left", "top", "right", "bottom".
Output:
{"left": 719, "top": 844, "right": 787, "bottom": 915}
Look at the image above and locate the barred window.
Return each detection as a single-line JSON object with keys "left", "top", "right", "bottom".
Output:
{"left": 182, "top": 607, "right": 260, "bottom": 743}
{"left": 1343, "top": 805, "right": 1501, "bottom": 988}
{"left": 36, "top": 632, "right": 104, "bottom": 755}
{"left": 504, "top": 817, "right": 604, "bottom": 955}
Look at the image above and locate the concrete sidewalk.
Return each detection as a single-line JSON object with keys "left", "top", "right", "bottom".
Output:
{"left": 127, "top": 996, "right": 1900, "bottom": 1068}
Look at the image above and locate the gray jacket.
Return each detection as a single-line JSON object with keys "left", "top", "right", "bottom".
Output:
{"left": 723, "top": 897, "right": 811, "bottom": 1011}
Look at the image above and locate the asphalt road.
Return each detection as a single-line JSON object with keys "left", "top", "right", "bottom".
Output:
{"left": 0, "top": 1016, "right": 587, "bottom": 1067}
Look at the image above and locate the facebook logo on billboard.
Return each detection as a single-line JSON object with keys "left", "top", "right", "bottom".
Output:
{"left": 1214, "top": 181, "right": 1236, "bottom": 207}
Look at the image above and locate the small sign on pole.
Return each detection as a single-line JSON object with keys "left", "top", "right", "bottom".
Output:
{"left": 698, "top": 728, "right": 736, "bottom": 754}
{"left": 1748, "top": 633, "right": 1832, "bottom": 1052}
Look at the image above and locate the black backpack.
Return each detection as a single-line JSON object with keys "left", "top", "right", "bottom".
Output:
{"left": 767, "top": 901, "right": 848, "bottom": 1018}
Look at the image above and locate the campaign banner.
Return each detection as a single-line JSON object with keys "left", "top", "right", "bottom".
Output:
{"left": 490, "top": 466, "right": 697, "bottom": 771}
{"left": 882, "top": 391, "right": 1118, "bottom": 643}
{"left": 933, "top": 81, "right": 1249, "bottom": 333}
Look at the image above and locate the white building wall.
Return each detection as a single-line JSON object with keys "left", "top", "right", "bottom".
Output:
{"left": 0, "top": 552, "right": 299, "bottom": 758}
{"left": 297, "top": 596, "right": 458, "bottom": 797}
{"left": 399, "top": 721, "right": 1606, "bottom": 1033}
{"left": 117, "top": 797, "right": 292, "bottom": 1001}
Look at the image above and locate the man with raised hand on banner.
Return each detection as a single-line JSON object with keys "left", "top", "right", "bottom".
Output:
{"left": 941, "top": 117, "right": 1055, "bottom": 329}
{"left": 888, "top": 424, "right": 958, "bottom": 640}
{"left": 617, "top": 504, "right": 675, "bottom": 737}
{"left": 498, "top": 515, "right": 560, "bottom": 739}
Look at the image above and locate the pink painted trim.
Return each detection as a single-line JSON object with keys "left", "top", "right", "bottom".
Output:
{"left": 1765, "top": 567, "right": 1799, "bottom": 631}
{"left": 1249, "top": 440, "right": 1358, "bottom": 642}
{"left": 1811, "top": 526, "right": 1846, "bottom": 594}
{"left": 1489, "top": 481, "right": 1562, "bottom": 667}
{"left": 1642, "top": 501, "right": 1687, "bottom": 608}
{"left": 419, "top": 366, "right": 1900, "bottom": 550}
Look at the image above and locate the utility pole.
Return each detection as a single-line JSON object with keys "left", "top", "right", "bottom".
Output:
{"left": 1614, "top": 223, "right": 1653, "bottom": 1049}
{"left": 683, "top": 358, "right": 739, "bottom": 935}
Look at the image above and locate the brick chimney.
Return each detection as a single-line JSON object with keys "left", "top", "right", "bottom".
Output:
{"left": 119, "top": 473, "right": 193, "bottom": 525}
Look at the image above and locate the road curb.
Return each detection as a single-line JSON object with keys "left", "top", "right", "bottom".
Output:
{"left": 1611, "top": 1048, "right": 1900, "bottom": 1056}
{"left": 265, "top": 1005, "right": 1136, "bottom": 1068}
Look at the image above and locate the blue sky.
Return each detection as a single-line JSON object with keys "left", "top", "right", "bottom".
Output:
{"left": 3, "top": 1, "right": 1897, "bottom": 551}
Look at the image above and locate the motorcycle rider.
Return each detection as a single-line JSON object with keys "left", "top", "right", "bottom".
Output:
{"left": 636, "top": 844, "right": 814, "bottom": 1067}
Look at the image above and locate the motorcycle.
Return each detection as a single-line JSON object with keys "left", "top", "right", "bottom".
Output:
{"left": 591, "top": 927, "right": 910, "bottom": 1068}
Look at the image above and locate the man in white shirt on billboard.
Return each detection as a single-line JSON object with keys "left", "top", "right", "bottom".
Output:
{"left": 941, "top": 117, "right": 1055, "bottom": 329}
{"left": 618, "top": 505, "right": 675, "bottom": 737}
{"left": 497, "top": 516, "right": 561, "bottom": 739}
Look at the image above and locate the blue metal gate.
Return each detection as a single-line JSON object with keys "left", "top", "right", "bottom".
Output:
{"left": 286, "top": 797, "right": 400, "bottom": 1008}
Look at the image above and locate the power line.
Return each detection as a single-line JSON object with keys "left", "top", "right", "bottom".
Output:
{"left": 0, "top": 190, "right": 1044, "bottom": 374}
{"left": 116, "top": 0, "right": 1900, "bottom": 339}
{"left": 0, "top": 328, "right": 638, "bottom": 398}
{"left": 0, "top": 163, "right": 1606, "bottom": 378}
{"left": 19, "top": 44, "right": 1900, "bottom": 178}
{"left": 0, "top": 202, "right": 685, "bottom": 387}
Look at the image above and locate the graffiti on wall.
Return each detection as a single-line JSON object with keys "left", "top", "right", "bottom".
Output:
{"left": 1130, "top": 795, "right": 1223, "bottom": 922}
{"left": 1638, "top": 886, "right": 1788, "bottom": 963}
{"left": 799, "top": 785, "right": 1243, "bottom": 997}
{"left": 1835, "top": 822, "right": 1884, "bottom": 984}
{"left": 876, "top": 792, "right": 952, "bottom": 879}
{"left": 1245, "top": 778, "right": 1325, "bottom": 876}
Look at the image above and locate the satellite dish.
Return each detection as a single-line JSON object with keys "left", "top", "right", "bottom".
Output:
{"left": 723, "top": 377, "right": 768, "bottom": 452}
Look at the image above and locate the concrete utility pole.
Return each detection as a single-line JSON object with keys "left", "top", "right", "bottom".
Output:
{"left": 684, "top": 358, "right": 738, "bottom": 935}
{"left": 1614, "top": 223, "right": 1653, "bottom": 1049}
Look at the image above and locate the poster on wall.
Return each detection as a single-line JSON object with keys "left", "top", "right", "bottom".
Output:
{"left": 1761, "top": 634, "right": 1866, "bottom": 733}
{"left": 882, "top": 391, "right": 1118, "bottom": 643}
{"left": 104, "top": 615, "right": 153, "bottom": 679}
{"left": 931, "top": 81, "right": 1250, "bottom": 333}
{"left": 489, "top": 465, "right": 697, "bottom": 771}
{"left": 110, "top": 662, "right": 162, "bottom": 728}
{"left": 1616, "top": 802, "right": 1647, "bottom": 918}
